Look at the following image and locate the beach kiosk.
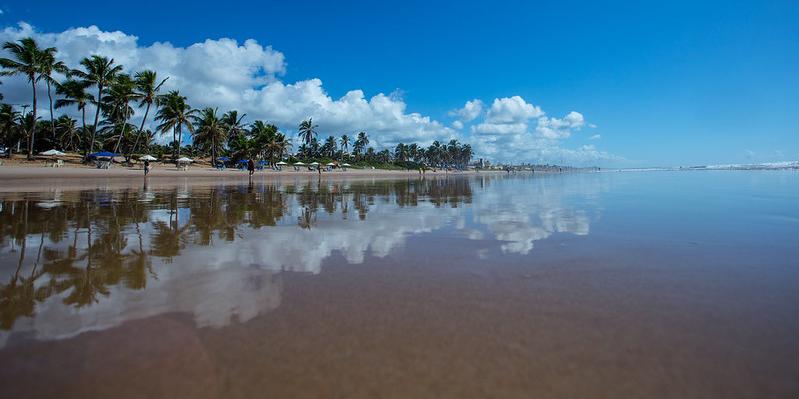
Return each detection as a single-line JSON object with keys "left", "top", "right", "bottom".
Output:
{"left": 176, "top": 157, "right": 193, "bottom": 171}
{"left": 40, "top": 149, "right": 66, "bottom": 167}
{"left": 91, "top": 151, "right": 117, "bottom": 169}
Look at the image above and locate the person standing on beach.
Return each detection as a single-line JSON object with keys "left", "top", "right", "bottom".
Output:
{"left": 247, "top": 159, "right": 255, "bottom": 176}
{"left": 144, "top": 160, "right": 150, "bottom": 176}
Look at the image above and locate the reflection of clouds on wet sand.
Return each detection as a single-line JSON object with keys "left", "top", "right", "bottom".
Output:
{"left": 0, "top": 175, "right": 607, "bottom": 347}
{"left": 179, "top": 201, "right": 457, "bottom": 274}
{"left": 7, "top": 263, "right": 282, "bottom": 345}
{"left": 0, "top": 194, "right": 459, "bottom": 347}
{"left": 470, "top": 175, "right": 605, "bottom": 254}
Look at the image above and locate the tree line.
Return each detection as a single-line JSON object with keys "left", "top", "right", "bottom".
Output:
{"left": 0, "top": 37, "right": 473, "bottom": 168}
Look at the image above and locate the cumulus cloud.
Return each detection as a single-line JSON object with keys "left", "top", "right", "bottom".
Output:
{"left": 0, "top": 22, "right": 621, "bottom": 165}
{"left": 449, "top": 99, "right": 483, "bottom": 122}
{"left": 589, "top": 134, "right": 601, "bottom": 140}
{"left": 485, "top": 96, "right": 543, "bottom": 123}
{"left": 0, "top": 22, "right": 456, "bottom": 148}
{"left": 536, "top": 111, "right": 585, "bottom": 139}
{"left": 465, "top": 96, "right": 617, "bottom": 164}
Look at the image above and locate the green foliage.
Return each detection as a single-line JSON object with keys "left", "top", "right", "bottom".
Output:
{"left": 0, "top": 42, "right": 475, "bottom": 168}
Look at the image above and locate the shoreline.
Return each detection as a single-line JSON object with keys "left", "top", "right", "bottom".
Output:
{"left": 0, "top": 165, "right": 507, "bottom": 192}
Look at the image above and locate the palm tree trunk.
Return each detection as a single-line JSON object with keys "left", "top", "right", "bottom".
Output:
{"left": 211, "top": 136, "right": 217, "bottom": 165}
{"left": 129, "top": 102, "right": 151, "bottom": 159}
{"left": 81, "top": 108, "right": 87, "bottom": 156}
{"left": 47, "top": 80, "right": 55, "bottom": 142}
{"left": 88, "top": 85, "right": 103, "bottom": 159}
{"left": 112, "top": 120, "right": 128, "bottom": 155}
{"left": 173, "top": 126, "right": 179, "bottom": 159}
{"left": 28, "top": 79, "right": 37, "bottom": 160}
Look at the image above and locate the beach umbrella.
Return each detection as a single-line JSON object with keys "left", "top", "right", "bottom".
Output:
{"left": 238, "top": 159, "right": 249, "bottom": 164}
{"left": 342, "top": 163, "right": 352, "bottom": 167}
{"left": 293, "top": 162, "right": 306, "bottom": 166}
{"left": 138, "top": 155, "right": 157, "bottom": 161}
{"left": 217, "top": 156, "right": 231, "bottom": 162}
{"left": 259, "top": 160, "right": 268, "bottom": 165}
{"left": 326, "top": 162, "right": 336, "bottom": 166}
{"left": 176, "top": 157, "right": 193, "bottom": 163}
{"left": 309, "top": 162, "right": 320, "bottom": 166}
{"left": 40, "top": 149, "right": 65, "bottom": 156}
{"left": 276, "top": 161, "right": 287, "bottom": 165}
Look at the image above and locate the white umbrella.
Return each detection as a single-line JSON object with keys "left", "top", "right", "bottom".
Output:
{"left": 139, "top": 155, "right": 157, "bottom": 161}
{"left": 176, "top": 157, "right": 193, "bottom": 163}
{"left": 342, "top": 163, "right": 352, "bottom": 167}
{"left": 293, "top": 162, "right": 306, "bottom": 166}
{"left": 309, "top": 162, "right": 320, "bottom": 166}
{"left": 326, "top": 162, "right": 336, "bottom": 166}
{"left": 40, "top": 149, "right": 65, "bottom": 156}
{"left": 276, "top": 161, "right": 288, "bottom": 165}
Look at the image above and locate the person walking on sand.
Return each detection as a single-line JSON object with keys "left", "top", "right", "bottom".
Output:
{"left": 144, "top": 160, "right": 150, "bottom": 176}
{"left": 247, "top": 159, "right": 255, "bottom": 177}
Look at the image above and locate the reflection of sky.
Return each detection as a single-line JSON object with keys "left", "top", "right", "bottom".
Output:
{"left": 468, "top": 175, "right": 605, "bottom": 254}
{"left": 0, "top": 175, "right": 607, "bottom": 347}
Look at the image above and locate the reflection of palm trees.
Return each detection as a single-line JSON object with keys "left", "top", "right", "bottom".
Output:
{"left": 0, "top": 177, "right": 479, "bottom": 329}
{"left": 298, "top": 206, "right": 316, "bottom": 230}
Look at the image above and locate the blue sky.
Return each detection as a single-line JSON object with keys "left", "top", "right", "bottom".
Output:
{"left": 1, "top": 0, "right": 797, "bottom": 166}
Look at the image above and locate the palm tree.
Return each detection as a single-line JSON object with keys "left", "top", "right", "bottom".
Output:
{"left": 55, "top": 79, "right": 93, "bottom": 155}
{"left": 322, "top": 135, "right": 337, "bottom": 158}
{"left": 38, "top": 47, "right": 68, "bottom": 140}
{"left": 353, "top": 131, "right": 369, "bottom": 159}
{"left": 104, "top": 73, "right": 137, "bottom": 154}
{"left": 222, "top": 110, "right": 247, "bottom": 147}
{"left": 394, "top": 143, "right": 409, "bottom": 162}
{"left": 408, "top": 143, "right": 420, "bottom": 162}
{"left": 155, "top": 90, "right": 196, "bottom": 159}
{"left": 340, "top": 134, "right": 350, "bottom": 157}
{"left": 445, "top": 139, "right": 460, "bottom": 167}
{"left": 71, "top": 56, "right": 123, "bottom": 156}
{"left": 0, "top": 38, "right": 44, "bottom": 159}
{"left": 129, "top": 70, "right": 168, "bottom": 158}
{"left": 0, "top": 104, "right": 19, "bottom": 154}
{"left": 55, "top": 115, "right": 80, "bottom": 151}
{"left": 191, "top": 107, "right": 226, "bottom": 164}
{"left": 297, "top": 118, "right": 318, "bottom": 157}
{"left": 269, "top": 132, "right": 291, "bottom": 164}
{"left": 428, "top": 140, "right": 443, "bottom": 167}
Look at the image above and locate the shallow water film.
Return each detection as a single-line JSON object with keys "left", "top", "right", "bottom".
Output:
{"left": 1, "top": 171, "right": 798, "bottom": 398}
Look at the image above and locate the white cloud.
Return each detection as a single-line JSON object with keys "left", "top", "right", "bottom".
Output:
{"left": 449, "top": 99, "right": 483, "bottom": 122}
{"left": 588, "top": 134, "right": 601, "bottom": 140}
{"left": 536, "top": 111, "right": 585, "bottom": 139}
{"left": 465, "top": 96, "right": 616, "bottom": 164}
{"left": 0, "top": 22, "right": 456, "bottom": 148}
{"left": 0, "top": 22, "right": 620, "bottom": 165}
{"left": 485, "top": 95, "right": 543, "bottom": 123}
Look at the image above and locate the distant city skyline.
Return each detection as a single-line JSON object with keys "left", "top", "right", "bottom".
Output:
{"left": 0, "top": 0, "right": 796, "bottom": 167}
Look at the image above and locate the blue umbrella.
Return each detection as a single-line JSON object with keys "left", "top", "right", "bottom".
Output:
{"left": 258, "top": 160, "right": 268, "bottom": 165}
{"left": 238, "top": 159, "right": 249, "bottom": 164}
{"left": 217, "top": 156, "right": 231, "bottom": 162}
{"left": 90, "top": 151, "right": 117, "bottom": 158}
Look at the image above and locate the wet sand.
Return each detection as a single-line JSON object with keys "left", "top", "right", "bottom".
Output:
{"left": 1, "top": 172, "right": 797, "bottom": 398}
{"left": 0, "top": 165, "right": 502, "bottom": 192}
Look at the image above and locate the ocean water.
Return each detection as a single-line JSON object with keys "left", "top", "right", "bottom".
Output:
{"left": 1, "top": 171, "right": 797, "bottom": 398}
